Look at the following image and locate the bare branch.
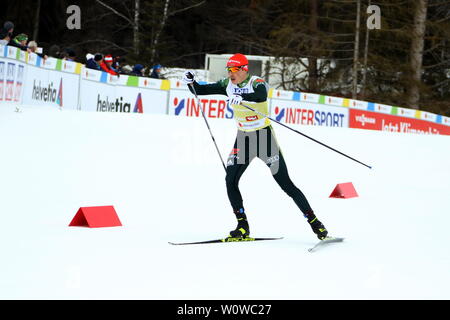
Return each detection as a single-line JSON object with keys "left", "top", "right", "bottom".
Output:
{"left": 95, "top": 0, "right": 134, "bottom": 26}
{"left": 168, "top": 0, "right": 206, "bottom": 17}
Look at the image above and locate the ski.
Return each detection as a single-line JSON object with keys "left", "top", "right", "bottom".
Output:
{"left": 169, "top": 237, "right": 283, "bottom": 246}
{"left": 308, "top": 236, "right": 344, "bottom": 252}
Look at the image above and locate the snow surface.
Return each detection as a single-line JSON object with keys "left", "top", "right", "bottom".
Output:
{"left": 0, "top": 104, "right": 449, "bottom": 299}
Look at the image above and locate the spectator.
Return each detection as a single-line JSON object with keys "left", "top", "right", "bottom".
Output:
{"left": 150, "top": 64, "right": 162, "bottom": 79}
{"left": 27, "top": 40, "right": 38, "bottom": 52}
{"left": 1, "top": 21, "right": 14, "bottom": 46}
{"left": 27, "top": 40, "right": 48, "bottom": 59}
{"left": 0, "top": 28, "right": 10, "bottom": 46}
{"left": 62, "top": 48, "right": 76, "bottom": 62}
{"left": 86, "top": 53, "right": 102, "bottom": 71}
{"left": 48, "top": 44, "right": 61, "bottom": 58}
{"left": 10, "top": 33, "right": 28, "bottom": 51}
{"left": 100, "top": 54, "right": 118, "bottom": 75}
{"left": 120, "top": 64, "right": 133, "bottom": 75}
{"left": 3, "top": 21, "right": 14, "bottom": 34}
{"left": 112, "top": 56, "right": 127, "bottom": 74}
{"left": 131, "top": 63, "right": 145, "bottom": 77}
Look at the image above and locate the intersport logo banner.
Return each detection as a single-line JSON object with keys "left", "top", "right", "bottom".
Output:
{"left": 271, "top": 100, "right": 349, "bottom": 128}
{"left": 349, "top": 109, "right": 450, "bottom": 136}
{"left": 169, "top": 91, "right": 233, "bottom": 119}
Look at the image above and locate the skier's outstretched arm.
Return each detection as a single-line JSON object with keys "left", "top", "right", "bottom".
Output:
{"left": 182, "top": 70, "right": 227, "bottom": 96}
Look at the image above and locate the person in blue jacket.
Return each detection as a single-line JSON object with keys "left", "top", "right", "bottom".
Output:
{"left": 150, "top": 64, "right": 162, "bottom": 79}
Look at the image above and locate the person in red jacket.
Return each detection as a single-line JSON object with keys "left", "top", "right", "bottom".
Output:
{"left": 100, "top": 54, "right": 118, "bottom": 75}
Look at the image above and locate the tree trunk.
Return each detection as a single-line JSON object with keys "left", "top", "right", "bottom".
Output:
{"left": 151, "top": 0, "right": 170, "bottom": 63}
{"left": 361, "top": 0, "right": 371, "bottom": 99}
{"left": 352, "top": 0, "right": 361, "bottom": 99}
{"left": 307, "top": 0, "right": 318, "bottom": 93}
{"left": 33, "top": 0, "right": 41, "bottom": 41}
{"left": 134, "top": 0, "right": 140, "bottom": 55}
{"left": 407, "top": 0, "right": 428, "bottom": 110}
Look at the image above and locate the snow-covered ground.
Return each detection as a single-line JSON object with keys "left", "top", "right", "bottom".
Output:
{"left": 0, "top": 104, "right": 449, "bottom": 299}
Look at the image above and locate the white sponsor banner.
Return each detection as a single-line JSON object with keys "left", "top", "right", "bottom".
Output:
{"left": 49, "top": 69, "right": 79, "bottom": 110}
{"left": 21, "top": 64, "right": 79, "bottom": 110}
{"left": 324, "top": 95, "right": 345, "bottom": 107}
{"left": 5, "top": 46, "right": 19, "bottom": 60}
{"left": 374, "top": 103, "right": 392, "bottom": 114}
{"left": 396, "top": 107, "right": 416, "bottom": 118}
{"left": 81, "top": 66, "right": 103, "bottom": 82}
{"left": 41, "top": 57, "right": 58, "bottom": 70}
{"left": 27, "top": 52, "right": 40, "bottom": 66}
{"left": 107, "top": 73, "right": 126, "bottom": 85}
{"left": 138, "top": 77, "right": 166, "bottom": 90}
{"left": 14, "top": 61, "right": 25, "bottom": 102}
{"left": 348, "top": 99, "right": 368, "bottom": 110}
{"left": 270, "top": 89, "right": 294, "bottom": 100}
{"left": 168, "top": 89, "right": 233, "bottom": 119}
{"left": 118, "top": 85, "right": 167, "bottom": 115}
{"left": 300, "top": 92, "right": 320, "bottom": 103}
{"left": 169, "top": 79, "right": 186, "bottom": 90}
{"left": 0, "top": 57, "right": 26, "bottom": 105}
{"left": 419, "top": 111, "right": 437, "bottom": 122}
{"left": 443, "top": 116, "right": 450, "bottom": 126}
{"left": 60, "top": 60, "right": 79, "bottom": 74}
{"left": 79, "top": 77, "right": 115, "bottom": 112}
{"left": 79, "top": 75, "right": 167, "bottom": 114}
{"left": 270, "top": 99, "right": 349, "bottom": 128}
{"left": 0, "top": 60, "right": 6, "bottom": 101}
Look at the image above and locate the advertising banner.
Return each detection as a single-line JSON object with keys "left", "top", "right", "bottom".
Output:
{"left": 0, "top": 60, "right": 5, "bottom": 101}
{"left": 270, "top": 99, "right": 349, "bottom": 128}
{"left": 14, "top": 63, "right": 25, "bottom": 102}
{"left": 0, "top": 57, "right": 26, "bottom": 105}
{"left": 80, "top": 71, "right": 168, "bottom": 115}
{"left": 118, "top": 85, "right": 167, "bottom": 115}
{"left": 21, "top": 64, "right": 79, "bottom": 110}
{"left": 2, "top": 45, "right": 449, "bottom": 136}
{"left": 5, "top": 62, "right": 16, "bottom": 102}
{"left": 168, "top": 89, "right": 233, "bottom": 119}
{"left": 79, "top": 76, "right": 115, "bottom": 112}
{"left": 349, "top": 109, "right": 450, "bottom": 135}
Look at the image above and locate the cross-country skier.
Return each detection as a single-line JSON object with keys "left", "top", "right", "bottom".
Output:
{"left": 182, "top": 53, "right": 328, "bottom": 240}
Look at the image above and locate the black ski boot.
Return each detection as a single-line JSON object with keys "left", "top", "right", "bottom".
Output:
{"left": 229, "top": 208, "right": 250, "bottom": 238}
{"left": 304, "top": 211, "right": 328, "bottom": 240}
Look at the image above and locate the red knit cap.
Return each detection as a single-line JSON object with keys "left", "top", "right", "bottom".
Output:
{"left": 226, "top": 53, "right": 249, "bottom": 71}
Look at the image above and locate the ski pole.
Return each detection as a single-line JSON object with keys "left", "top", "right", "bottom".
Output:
{"left": 240, "top": 103, "right": 372, "bottom": 169}
{"left": 189, "top": 84, "right": 227, "bottom": 171}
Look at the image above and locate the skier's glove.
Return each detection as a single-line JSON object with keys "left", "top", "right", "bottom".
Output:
{"left": 182, "top": 70, "right": 195, "bottom": 84}
{"left": 229, "top": 94, "right": 243, "bottom": 106}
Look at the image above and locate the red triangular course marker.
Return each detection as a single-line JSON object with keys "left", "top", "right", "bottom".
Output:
{"left": 69, "top": 206, "right": 122, "bottom": 228}
{"left": 329, "top": 182, "right": 358, "bottom": 199}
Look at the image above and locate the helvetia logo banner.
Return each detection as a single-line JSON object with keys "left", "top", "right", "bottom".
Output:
{"left": 97, "top": 93, "right": 143, "bottom": 113}
{"left": 32, "top": 78, "right": 63, "bottom": 107}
